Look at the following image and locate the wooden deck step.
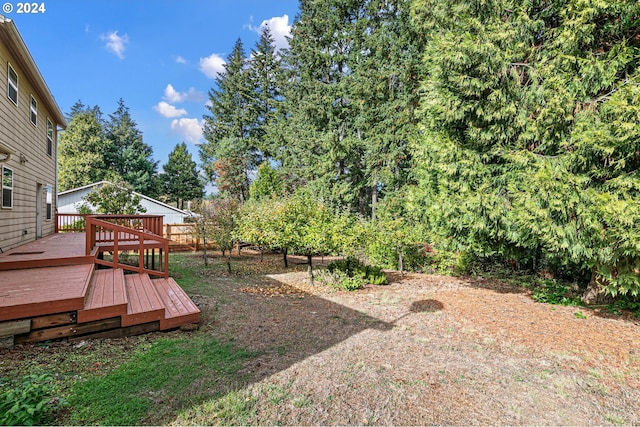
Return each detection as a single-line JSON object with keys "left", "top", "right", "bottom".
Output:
{"left": 77, "top": 269, "right": 128, "bottom": 323}
{"left": 122, "top": 273, "right": 165, "bottom": 327}
{"left": 152, "top": 278, "right": 201, "bottom": 330}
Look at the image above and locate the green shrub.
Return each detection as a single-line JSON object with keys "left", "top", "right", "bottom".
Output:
{"left": 531, "top": 280, "right": 582, "bottom": 306}
{"left": 321, "top": 257, "right": 388, "bottom": 291}
{"left": 607, "top": 297, "right": 640, "bottom": 316}
{"left": 0, "top": 374, "right": 67, "bottom": 426}
{"left": 366, "top": 242, "right": 426, "bottom": 272}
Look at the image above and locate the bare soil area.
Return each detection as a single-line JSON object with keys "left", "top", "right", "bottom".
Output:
{"left": 2, "top": 251, "right": 639, "bottom": 425}
{"left": 174, "top": 253, "right": 640, "bottom": 425}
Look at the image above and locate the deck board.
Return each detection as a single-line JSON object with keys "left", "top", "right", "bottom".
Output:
{"left": 122, "top": 274, "right": 164, "bottom": 327}
{"left": 77, "top": 269, "right": 128, "bottom": 323}
{"left": 0, "top": 228, "right": 199, "bottom": 343}
{"left": 0, "top": 234, "right": 94, "bottom": 270}
{"left": 0, "top": 264, "right": 93, "bottom": 322}
{"left": 153, "top": 278, "right": 201, "bottom": 330}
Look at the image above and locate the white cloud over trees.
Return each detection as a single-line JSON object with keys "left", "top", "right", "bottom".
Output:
{"left": 100, "top": 31, "right": 129, "bottom": 59}
{"left": 258, "top": 14, "right": 291, "bottom": 51}
{"left": 153, "top": 101, "right": 187, "bottom": 118}
{"left": 163, "top": 84, "right": 204, "bottom": 103}
{"left": 199, "top": 53, "right": 226, "bottom": 78}
{"left": 171, "top": 118, "right": 204, "bottom": 144}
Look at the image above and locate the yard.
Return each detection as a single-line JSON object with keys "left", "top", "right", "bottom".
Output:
{"left": 1, "top": 251, "right": 639, "bottom": 425}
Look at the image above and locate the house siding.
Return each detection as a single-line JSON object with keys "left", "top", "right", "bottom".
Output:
{"left": 0, "top": 37, "right": 59, "bottom": 251}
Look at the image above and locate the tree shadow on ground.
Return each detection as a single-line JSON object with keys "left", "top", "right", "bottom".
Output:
{"left": 166, "top": 254, "right": 397, "bottom": 423}
{"left": 195, "top": 273, "right": 393, "bottom": 380}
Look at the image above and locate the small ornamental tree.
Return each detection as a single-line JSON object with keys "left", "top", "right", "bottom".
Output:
{"left": 237, "top": 193, "right": 342, "bottom": 284}
{"left": 236, "top": 198, "right": 288, "bottom": 263}
{"left": 81, "top": 181, "right": 146, "bottom": 215}
{"left": 194, "top": 198, "right": 239, "bottom": 272}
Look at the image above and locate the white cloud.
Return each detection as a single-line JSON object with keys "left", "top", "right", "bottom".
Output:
{"left": 163, "top": 84, "right": 204, "bottom": 103}
{"left": 171, "top": 118, "right": 204, "bottom": 144}
{"left": 100, "top": 31, "right": 129, "bottom": 59}
{"left": 175, "top": 55, "right": 187, "bottom": 64}
{"left": 257, "top": 15, "right": 292, "bottom": 51}
{"left": 153, "top": 101, "right": 187, "bottom": 118}
{"left": 199, "top": 53, "right": 226, "bottom": 79}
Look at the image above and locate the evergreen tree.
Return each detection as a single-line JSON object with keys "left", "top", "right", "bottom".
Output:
{"left": 162, "top": 142, "right": 203, "bottom": 210}
{"left": 65, "top": 99, "right": 103, "bottom": 122}
{"left": 247, "top": 27, "right": 282, "bottom": 160}
{"left": 58, "top": 109, "right": 116, "bottom": 191}
{"left": 272, "top": 0, "right": 421, "bottom": 216}
{"left": 201, "top": 39, "right": 257, "bottom": 201}
{"left": 249, "top": 162, "right": 283, "bottom": 200}
{"left": 410, "top": 0, "right": 640, "bottom": 298}
{"left": 106, "top": 99, "right": 159, "bottom": 197}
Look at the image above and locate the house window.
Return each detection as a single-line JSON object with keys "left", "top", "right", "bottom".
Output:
{"left": 7, "top": 63, "right": 18, "bottom": 106}
{"left": 30, "top": 95, "right": 37, "bottom": 126}
{"left": 2, "top": 166, "right": 13, "bottom": 208}
{"left": 46, "top": 119, "right": 53, "bottom": 156}
{"left": 45, "top": 184, "right": 52, "bottom": 220}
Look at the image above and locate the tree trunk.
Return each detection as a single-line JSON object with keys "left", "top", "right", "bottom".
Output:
{"left": 307, "top": 254, "right": 314, "bottom": 286}
{"left": 581, "top": 267, "right": 613, "bottom": 305}
{"left": 397, "top": 247, "right": 404, "bottom": 277}
{"left": 203, "top": 235, "right": 208, "bottom": 266}
{"left": 236, "top": 240, "right": 241, "bottom": 256}
{"left": 226, "top": 246, "right": 232, "bottom": 274}
{"left": 283, "top": 248, "right": 288, "bottom": 268}
{"left": 371, "top": 176, "right": 378, "bottom": 222}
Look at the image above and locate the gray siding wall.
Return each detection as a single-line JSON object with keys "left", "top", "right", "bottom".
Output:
{"left": 0, "top": 41, "right": 59, "bottom": 251}
{"left": 58, "top": 188, "right": 187, "bottom": 224}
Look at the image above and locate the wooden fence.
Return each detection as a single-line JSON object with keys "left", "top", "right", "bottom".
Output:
{"left": 163, "top": 223, "right": 216, "bottom": 252}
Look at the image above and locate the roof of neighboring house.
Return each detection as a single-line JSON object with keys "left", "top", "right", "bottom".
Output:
{"left": 58, "top": 181, "right": 191, "bottom": 216}
{"left": 0, "top": 14, "right": 66, "bottom": 128}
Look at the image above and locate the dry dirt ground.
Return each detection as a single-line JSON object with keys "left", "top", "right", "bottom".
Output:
{"left": 172, "top": 253, "right": 640, "bottom": 426}
{"left": 3, "top": 252, "right": 640, "bottom": 426}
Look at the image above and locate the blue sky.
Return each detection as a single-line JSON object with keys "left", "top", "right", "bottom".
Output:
{"left": 7, "top": 0, "right": 299, "bottom": 170}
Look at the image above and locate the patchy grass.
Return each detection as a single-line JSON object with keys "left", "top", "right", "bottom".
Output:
{"left": 2, "top": 251, "right": 640, "bottom": 425}
{"left": 64, "top": 336, "right": 252, "bottom": 425}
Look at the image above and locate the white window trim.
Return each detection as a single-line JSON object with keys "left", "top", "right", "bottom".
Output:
{"left": 30, "top": 95, "right": 37, "bottom": 127}
{"left": 45, "top": 184, "right": 52, "bottom": 220}
{"left": 46, "top": 118, "right": 53, "bottom": 156}
{"left": 7, "top": 63, "right": 18, "bottom": 106}
{"left": 2, "top": 165, "right": 13, "bottom": 209}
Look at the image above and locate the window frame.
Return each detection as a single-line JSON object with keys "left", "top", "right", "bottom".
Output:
{"left": 45, "top": 184, "right": 52, "bottom": 220}
{"left": 2, "top": 165, "right": 13, "bottom": 209}
{"left": 46, "top": 119, "right": 53, "bottom": 156}
{"left": 30, "top": 95, "right": 37, "bottom": 126}
{"left": 7, "top": 63, "right": 18, "bottom": 106}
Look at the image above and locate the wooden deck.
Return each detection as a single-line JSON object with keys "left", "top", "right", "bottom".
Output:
{"left": 0, "top": 234, "right": 95, "bottom": 271}
{"left": 0, "top": 230, "right": 200, "bottom": 346}
{"left": 0, "top": 264, "right": 93, "bottom": 322}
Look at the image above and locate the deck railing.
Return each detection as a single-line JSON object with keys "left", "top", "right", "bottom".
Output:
{"left": 85, "top": 216, "right": 169, "bottom": 278}
{"left": 56, "top": 213, "right": 89, "bottom": 233}
{"left": 57, "top": 213, "right": 164, "bottom": 236}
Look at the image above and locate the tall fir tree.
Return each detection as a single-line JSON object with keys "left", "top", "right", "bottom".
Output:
{"left": 271, "top": 0, "right": 421, "bottom": 216}
{"left": 247, "top": 27, "right": 282, "bottom": 161}
{"left": 105, "top": 99, "right": 159, "bottom": 197}
{"left": 201, "top": 39, "right": 257, "bottom": 201}
{"left": 162, "top": 142, "right": 203, "bottom": 210}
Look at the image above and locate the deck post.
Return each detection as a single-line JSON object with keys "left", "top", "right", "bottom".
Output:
{"left": 163, "top": 247, "right": 168, "bottom": 278}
